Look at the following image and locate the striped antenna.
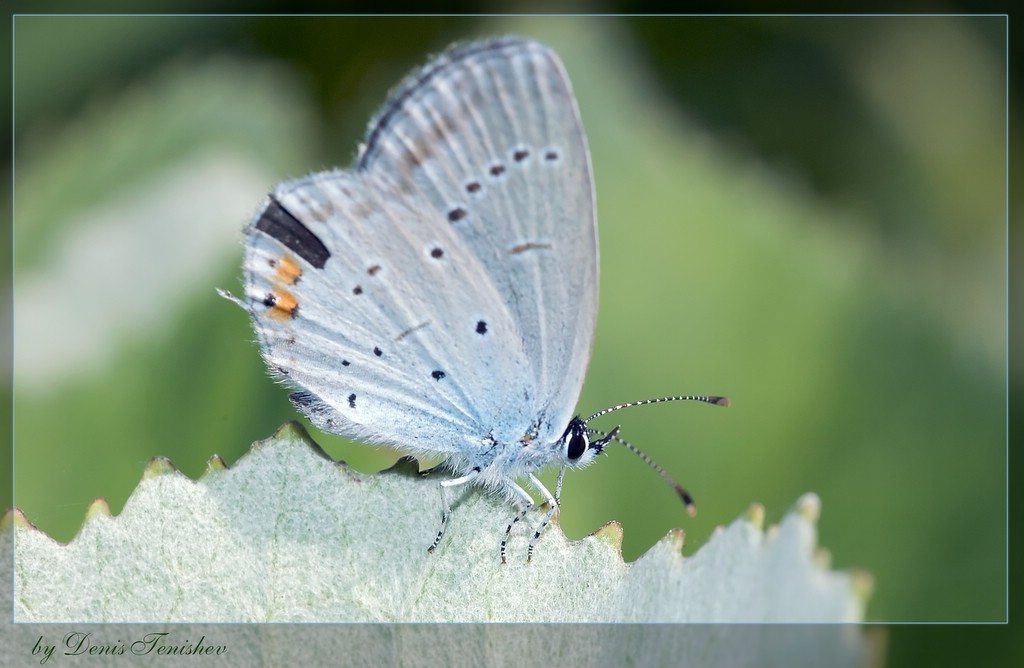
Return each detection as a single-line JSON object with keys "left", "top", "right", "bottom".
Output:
{"left": 584, "top": 395, "right": 730, "bottom": 424}
{"left": 588, "top": 426, "right": 698, "bottom": 516}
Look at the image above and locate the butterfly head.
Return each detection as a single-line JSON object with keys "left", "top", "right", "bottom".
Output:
{"left": 559, "top": 416, "right": 612, "bottom": 469}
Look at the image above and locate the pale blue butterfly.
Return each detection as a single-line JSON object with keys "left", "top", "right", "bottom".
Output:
{"left": 221, "top": 37, "right": 728, "bottom": 562}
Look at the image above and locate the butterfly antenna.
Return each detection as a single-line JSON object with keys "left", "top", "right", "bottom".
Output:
{"left": 584, "top": 395, "right": 730, "bottom": 424}
{"left": 588, "top": 426, "right": 698, "bottom": 517}
{"left": 584, "top": 395, "right": 730, "bottom": 516}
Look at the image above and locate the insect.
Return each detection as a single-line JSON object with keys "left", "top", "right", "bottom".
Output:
{"left": 220, "top": 37, "right": 728, "bottom": 562}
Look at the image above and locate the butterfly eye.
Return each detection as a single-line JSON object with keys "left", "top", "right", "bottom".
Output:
{"left": 566, "top": 430, "right": 588, "bottom": 460}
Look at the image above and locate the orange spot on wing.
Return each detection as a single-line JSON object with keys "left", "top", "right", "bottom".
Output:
{"left": 275, "top": 255, "right": 302, "bottom": 285}
{"left": 269, "top": 289, "right": 299, "bottom": 321}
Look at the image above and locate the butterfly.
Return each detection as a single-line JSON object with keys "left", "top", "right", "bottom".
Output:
{"left": 220, "top": 37, "right": 728, "bottom": 562}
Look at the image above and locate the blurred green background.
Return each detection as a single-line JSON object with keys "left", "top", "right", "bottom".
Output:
{"left": 6, "top": 9, "right": 1013, "bottom": 661}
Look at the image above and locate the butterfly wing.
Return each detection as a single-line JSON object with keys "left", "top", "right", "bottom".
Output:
{"left": 358, "top": 37, "right": 598, "bottom": 445}
{"left": 239, "top": 37, "right": 597, "bottom": 456}
{"left": 243, "top": 169, "right": 534, "bottom": 455}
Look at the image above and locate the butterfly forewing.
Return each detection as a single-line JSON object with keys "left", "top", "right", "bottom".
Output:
{"left": 359, "top": 37, "right": 598, "bottom": 444}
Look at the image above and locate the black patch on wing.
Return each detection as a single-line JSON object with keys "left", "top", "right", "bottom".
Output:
{"left": 255, "top": 196, "right": 331, "bottom": 270}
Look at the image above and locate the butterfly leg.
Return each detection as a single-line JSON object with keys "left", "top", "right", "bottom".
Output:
{"left": 427, "top": 469, "right": 479, "bottom": 554}
{"left": 526, "top": 471, "right": 562, "bottom": 562}
{"left": 554, "top": 464, "right": 567, "bottom": 505}
{"left": 499, "top": 481, "right": 537, "bottom": 564}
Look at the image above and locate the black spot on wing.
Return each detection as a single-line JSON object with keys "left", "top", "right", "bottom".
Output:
{"left": 255, "top": 196, "right": 330, "bottom": 270}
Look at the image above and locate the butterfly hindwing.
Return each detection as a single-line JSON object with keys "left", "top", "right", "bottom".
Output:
{"left": 243, "top": 169, "right": 534, "bottom": 455}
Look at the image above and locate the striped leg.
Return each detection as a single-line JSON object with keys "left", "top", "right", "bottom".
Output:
{"left": 527, "top": 469, "right": 563, "bottom": 562}
{"left": 499, "top": 481, "right": 537, "bottom": 564}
